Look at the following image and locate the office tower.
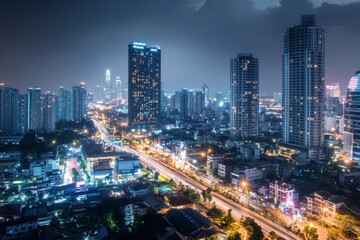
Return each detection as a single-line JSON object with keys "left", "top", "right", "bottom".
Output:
{"left": 201, "top": 84, "right": 210, "bottom": 108}
{"left": 0, "top": 85, "right": 20, "bottom": 135}
{"left": 115, "top": 76, "right": 123, "bottom": 104}
{"left": 274, "top": 92, "right": 282, "bottom": 105}
{"left": 194, "top": 90, "right": 204, "bottom": 116}
{"left": 59, "top": 87, "right": 72, "bottom": 121}
{"left": 180, "top": 89, "right": 189, "bottom": 119}
{"left": 72, "top": 82, "right": 87, "bottom": 122}
{"left": 28, "top": 87, "right": 42, "bottom": 132}
{"left": 19, "top": 94, "right": 28, "bottom": 134}
{"left": 344, "top": 71, "right": 360, "bottom": 162}
{"left": 128, "top": 42, "right": 161, "bottom": 129}
{"left": 230, "top": 54, "right": 259, "bottom": 140}
{"left": 87, "top": 93, "right": 94, "bottom": 109}
{"left": 282, "top": 15, "right": 325, "bottom": 149}
{"left": 42, "top": 92, "right": 56, "bottom": 132}
{"left": 325, "top": 83, "right": 342, "bottom": 116}
{"left": 93, "top": 84, "right": 103, "bottom": 103}
{"left": 105, "top": 69, "right": 111, "bottom": 102}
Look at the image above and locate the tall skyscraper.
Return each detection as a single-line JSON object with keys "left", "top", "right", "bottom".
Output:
{"left": 201, "top": 84, "right": 210, "bottom": 108}
{"left": 43, "top": 92, "right": 56, "bottom": 132}
{"left": 128, "top": 42, "right": 161, "bottom": 129}
{"left": 0, "top": 85, "right": 20, "bottom": 135}
{"left": 194, "top": 90, "right": 204, "bottom": 117}
{"left": 105, "top": 69, "right": 111, "bottom": 102}
{"left": 59, "top": 87, "right": 72, "bottom": 121}
{"left": 344, "top": 71, "right": 360, "bottom": 163}
{"left": 230, "top": 54, "right": 259, "bottom": 140}
{"left": 19, "top": 94, "right": 28, "bottom": 134}
{"left": 115, "top": 76, "right": 123, "bottom": 104}
{"left": 282, "top": 15, "right": 325, "bottom": 149}
{"left": 28, "top": 87, "right": 42, "bottom": 132}
{"left": 72, "top": 82, "right": 87, "bottom": 122}
{"left": 180, "top": 89, "right": 189, "bottom": 119}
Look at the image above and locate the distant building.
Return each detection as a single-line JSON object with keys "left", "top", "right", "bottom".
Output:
{"left": 326, "top": 83, "right": 342, "bottom": 116}
{"left": 230, "top": 54, "right": 259, "bottom": 140}
{"left": 282, "top": 15, "right": 325, "bottom": 154}
{"left": 201, "top": 84, "right": 210, "bottom": 108}
{"left": 0, "top": 152, "right": 20, "bottom": 173}
{"left": 42, "top": 92, "right": 56, "bottom": 132}
{"left": 116, "top": 153, "right": 141, "bottom": 175}
{"left": 72, "top": 82, "right": 87, "bottom": 122}
{"left": 239, "top": 142, "right": 260, "bottom": 161}
{"left": 115, "top": 76, "right": 123, "bottom": 104}
{"left": 0, "top": 86, "right": 20, "bottom": 135}
{"left": 274, "top": 92, "right": 282, "bottom": 105}
{"left": 59, "top": 87, "right": 72, "bottom": 121}
{"left": 218, "top": 160, "right": 238, "bottom": 180}
{"left": 344, "top": 71, "right": 360, "bottom": 162}
{"left": 28, "top": 87, "right": 42, "bottom": 132}
{"left": 128, "top": 42, "right": 161, "bottom": 129}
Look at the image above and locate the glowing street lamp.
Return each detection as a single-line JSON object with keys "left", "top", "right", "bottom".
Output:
{"left": 322, "top": 207, "right": 329, "bottom": 226}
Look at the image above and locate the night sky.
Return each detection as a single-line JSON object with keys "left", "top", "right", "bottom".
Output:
{"left": 0, "top": 0, "right": 359, "bottom": 96}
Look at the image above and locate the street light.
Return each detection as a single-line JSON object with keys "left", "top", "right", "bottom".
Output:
{"left": 322, "top": 207, "right": 328, "bottom": 226}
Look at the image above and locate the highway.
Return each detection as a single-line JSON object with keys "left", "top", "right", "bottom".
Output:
{"left": 91, "top": 117, "right": 300, "bottom": 240}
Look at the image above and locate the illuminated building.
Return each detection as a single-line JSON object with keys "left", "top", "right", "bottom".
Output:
{"left": 105, "top": 69, "right": 111, "bottom": 103}
{"left": 115, "top": 76, "right": 123, "bottom": 104}
{"left": 0, "top": 86, "right": 20, "bottom": 135}
{"left": 344, "top": 71, "right": 360, "bottom": 162}
{"left": 326, "top": 83, "right": 342, "bottom": 116}
{"left": 269, "top": 180, "right": 296, "bottom": 207}
{"left": 201, "top": 83, "right": 210, "bottom": 108}
{"left": 42, "top": 91, "right": 56, "bottom": 132}
{"left": 128, "top": 42, "right": 161, "bottom": 129}
{"left": 72, "top": 82, "right": 87, "bottom": 122}
{"left": 59, "top": 87, "right": 72, "bottom": 121}
{"left": 282, "top": 15, "right": 325, "bottom": 151}
{"left": 28, "top": 86, "right": 42, "bottom": 132}
{"left": 230, "top": 54, "right": 259, "bottom": 140}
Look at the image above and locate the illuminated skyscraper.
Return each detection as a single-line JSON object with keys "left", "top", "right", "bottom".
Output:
{"left": 0, "top": 85, "right": 20, "bottom": 135}
{"left": 282, "top": 15, "right": 325, "bottom": 149}
{"left": 105, "top": 69, "right": 111, "bottom": 102}
{"left": 230, "top": 54, "right": 259, "bottom": 140}
{"left": 28, "top": 86, "right": 42, "bottom": 132}
{"left": 42, "top": 91, "right": 56, "bottom": 132}
{"left": 325, "top": 83, "right": 342, "bottom": 116}
{"left": 201, "top": 84, "right": 210, "bottom": 108}
{"left": 59, "top": 87, "right": 72, "bottom": 121}
{"left": 128, "top": 42, "right": 161, "bottom": 129}
{"left": 72, "top": 82, "right": 87, "bottom": 122}
{"left": 115, "top": 76, "right": 123, "bottom": 104}
{"left": 19, "top": 94, "right": 28, "bottom": 134}
{"left": 344, "top": 71, "right": 360, "bottom": 163}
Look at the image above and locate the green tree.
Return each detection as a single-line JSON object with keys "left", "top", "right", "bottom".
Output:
{"left": 228, "top": 232, "right": 242, "bottom": 240}
{"left": 168, "top": 179, "right": 176, "bottom": 189}
{"left": 221, "top": 209, "right": 237, "bottom": 231}
{"left": 241, "top": 217, "right": 264, "bottom": 240}
{"left": 207, "top": 206, "right": 225, "bottom": 223}
{"left": 334, "top": 214, "right": 358, "bottom": 239}
{"left": 201, "top": 188, "right": 212, "bottom": 202}
{"left": 326, "top": 228, "right": 340, "bottom": 240}
{"left": 302, "top": 225, "right": 319, "bottom": 240}
{"left": 268, "top": 231, "right": 277, "bottom": 240}
{"left": 154, "top": 171, "right": 160, "bottom": 181}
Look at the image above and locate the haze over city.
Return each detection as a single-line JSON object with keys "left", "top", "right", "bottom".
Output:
{"left": 0, "top": 0, "right": 360, "bottom": 95}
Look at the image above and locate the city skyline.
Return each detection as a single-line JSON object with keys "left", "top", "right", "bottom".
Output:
{"left": 0, "top": 0, "right": 360, "bottom": 96}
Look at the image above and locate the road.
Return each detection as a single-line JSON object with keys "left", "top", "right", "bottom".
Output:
{"left": 91, "top": 117, "right": 300, "bottom": 240}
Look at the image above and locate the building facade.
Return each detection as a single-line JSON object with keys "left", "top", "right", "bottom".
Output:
{"left": 28, "top": 87, "right": 42, "bottom": 132}
{"left": 282, "top": 15, "right": 325, "bottom": 149}
{"left": 230, "top": 54, "right": 259, "bottom": 140}
{"left": 344, "top": 71, "right": 360, "bottom": 162}
{"left": 0, "top": 86, "right": 20, "bottom": 135}
{"left": 72, "top": 83, "right": 87, "bottom": 122}
{"left": 59, "top": 87, "right": 72, "bottom": 121}
{"left": 128, "top": 42, "right": 161, "bottom": 129}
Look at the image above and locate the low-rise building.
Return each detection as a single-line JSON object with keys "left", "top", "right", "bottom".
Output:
{"left": 218, "top": 160, "right": 239, "bottom": 180}
{"left": 239, "top": 143, "right": 260, "bottom": 161}
{"left": 129, "top": 183, "right": 151, "bottom": 198}
{"left": 339, "top": 172, "right": 360, "bottom": 186}
{"left": 206, "top": 153, "right": 225, "bottom": 175}
{"left": 116, "top": 153, "right": 141, "bottom": 175}
{"left": 0, "top": 152, "right": 20, "bottom": 173}
{"left": 269, "top": 180, "right": 296, "bottom": 207}
{"left": 305, "top": 191, "right": 346, "bottom": 223}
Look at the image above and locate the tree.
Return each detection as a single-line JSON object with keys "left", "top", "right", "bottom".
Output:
{"left": 154, "top": 171, "right": 160, "bottom": 181}
{"left": 302, "top": 225, "right": 319, "bottom": 240}
{"left": 334, "top": 214, "right": 358, "bottom": 239}
{"left": 228, "top": 232, "right": 242, "bottom": 240}
{"left": 202, "top": 188, "right": 212, "bottom": 202}
{"left": 221, "top": 209, "right": 237, "bottom": 231}
{"left": 326, "top": 228, "right": 340, "bottom": 240}
{"left": 241, "top": 217, "right": 264, "bottom": 240}
{"left": 207, "top": 206, "right": 225, "bottom": 222}
{"left": 268, "top": 231, "right": 277, "bottom": 240}
{"left": 168, "top": 179, "right": 176, "bottom": 189}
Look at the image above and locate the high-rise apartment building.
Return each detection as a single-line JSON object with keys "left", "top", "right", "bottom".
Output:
{"left": 19, "top": 94, "right": 28, "bottom": 134}
{"left": 325, "top": 83, "right": 342, "bottom": 116}
{"left": 230, "top": 54, "right": 259, "bottom": 140}
{"left": 0, "top": 85, "right": 20, "bottom": 135}
{"left": 282, "top": 15, "right": 325, "bottom": 149}
{"left": 28, "top": 87, "right": 42, "bottom": 132}
{"left": 128, "top": 42, "right": 161, "bottom": 129}
{"left": 115, "top": 76, "right": 123, "bottom": 104}
{"left": 42, "top": 92, "right": 56, "bottom": 132}
{"left": 72, "top": 83, "right": 87, "bottom": 122}
{"left": 105, "top": 69, "right": 111, "bottom": 103}
{"left": 59, "top": 87, "right": 72, "bottom": 121}
{"left": 344, "top": 71, "right": 360, "bottom": 163}
{"left": 201, "top": 84, "right": 210, "bottom": 108}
